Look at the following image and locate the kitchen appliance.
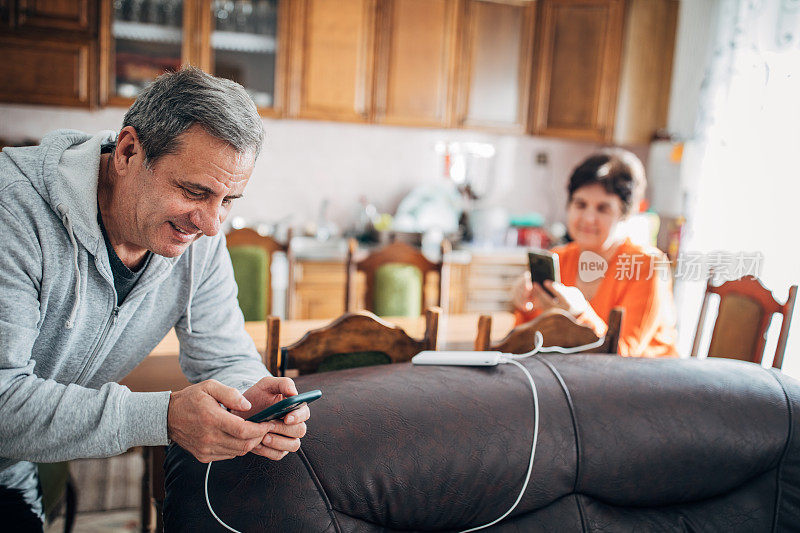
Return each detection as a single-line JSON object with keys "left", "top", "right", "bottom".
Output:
{"left": 434, "top": 141, "right": 497, "bottom": 244}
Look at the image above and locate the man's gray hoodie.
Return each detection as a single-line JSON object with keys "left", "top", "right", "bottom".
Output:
{"left": 0, "top": 129, "right": 269, "bottom": 473}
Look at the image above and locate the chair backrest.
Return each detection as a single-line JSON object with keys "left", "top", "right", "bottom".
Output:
{"left": 345, "top": 238, "right": 450, "bottom": 317}
{"left": 691, "top": 274, "right": 797, "bottom": 368}
{"left": 226, "top": 227, "right": 294, "bottom": 319}
{"left": 475, "top": 307, "right": 624, "bottom": 355}
{"left": 265, "top": 307, "right": 441, "bottom": 376}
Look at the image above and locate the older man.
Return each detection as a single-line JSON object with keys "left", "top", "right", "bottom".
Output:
{"left": 0, "top": 67, "right": 309, "bottom": 530}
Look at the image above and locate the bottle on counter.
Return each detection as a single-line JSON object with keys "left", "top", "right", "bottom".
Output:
{"left": 351, "top": 196, "right": 379, "bottom": 244}
{"left": 315, "top": 199, "right": 339, "bottom": 242}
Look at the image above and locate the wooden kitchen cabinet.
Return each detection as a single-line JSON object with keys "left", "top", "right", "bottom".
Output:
{"left": 16, "top": 0, "right": 93, "bottom": 32}
{"left": 455, "top": 0, "right": 535, "bottom": 132}
{"left": 98, "top": 0, "right": 189, "bottom": 106}
{"left": 286, "top": 0, "right": 376, "bottom": 122}
{"left": 292, "top": 257, "right": 464, "bottom": 319}
{"left": 291, "top": 260, "right": 352, "bottom": 320}
{"left": 287, "top": 0, "right": 461, "bottom": 128}
{"left": 0, "top": 1, "right": 11, "bottom": 26}
{"left": 373, "top": 0, "right": 459, "bottom": 127}
{"left": 0, "top": 0, "right": 97, "bottom": 107}
{"left": 446, "top": 261, "right": 468, "bottom": 314}
{"left": 200, "top": 0, "right": 288, "bottom": 115}
{"left": 99, "top": 0, "right": 286, "bottom": 114}
{"left": 0, "top": 0, "right": 677, "bottom": 143}
{"left": 0, "top": 36, "right": 93, "bottom": 106}
{"left": 531, "top": 0, "right": 625, "bottom": 142}
{"left": 290, "top": 255, "right": 508, "bottom": 319}
{"left": 613, "top": 0, "right": 678, "bottom": 144}
{"left": 464, "top": 252, "right": 526, "bottom": 314}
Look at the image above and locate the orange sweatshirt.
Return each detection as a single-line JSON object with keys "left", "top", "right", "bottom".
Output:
{"left": 514, "top": 239, "right": 679, "bottom": 357}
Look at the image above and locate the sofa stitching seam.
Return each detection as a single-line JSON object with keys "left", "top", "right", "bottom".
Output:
{"left": 535, "top": 355, "right": 587, "bottom": 531}
{"left": 766, "top": 369, "right": 794, "bottom": 533}
{"left": 298, "top": 447, "right": 342, "bottom": 533}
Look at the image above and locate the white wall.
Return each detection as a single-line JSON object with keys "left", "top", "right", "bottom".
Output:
{"left": 667, "top": 0, "right": 719, "bottom": 138}
{"left": 0, "top": 103, "right": 629, "bottom": 234}
{"left": 664, "top": 0, "right": 800, "bottom": 377}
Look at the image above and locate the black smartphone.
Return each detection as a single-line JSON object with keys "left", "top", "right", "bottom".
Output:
{"left": 528, "top": 250, "right": 560, "bottom": 295}
{"left": 246, "top": 390, "right": 322, "bottom": 424}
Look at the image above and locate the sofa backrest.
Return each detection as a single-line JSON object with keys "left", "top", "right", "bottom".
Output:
{"left": 164, "top": 355, "right": 800, "bottom": 532}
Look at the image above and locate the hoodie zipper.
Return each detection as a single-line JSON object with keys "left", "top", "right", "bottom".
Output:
{"left": 75, "top": 306, "right": 119, "bottom": 386}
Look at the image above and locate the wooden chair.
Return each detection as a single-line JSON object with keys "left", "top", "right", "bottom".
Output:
{"left": 691, "top": 275, "right": 797, "bottom": 368}
{"left": 265, "top": 308, "right": 441, "bottom": 376}
{"left": 345, "top": 238, "right": 450, "bottom": 316}
{"left": 37, "top": 462, "right": 76, "bottom": 533}
{"left": 226, "top": 227, "right": 294, "bottom": 319}
{"left": 474, "top": 307, "right": 624, "bottom": 355}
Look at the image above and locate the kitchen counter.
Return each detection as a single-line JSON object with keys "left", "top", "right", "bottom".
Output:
{"left": 283, "top": 238, "right": 530, "bottom": 318}
{"left": 290, "top": 236, "right": 472, "bottom": 264}
{"left": 290, "top": 236, "right": 533, "bottom": 265}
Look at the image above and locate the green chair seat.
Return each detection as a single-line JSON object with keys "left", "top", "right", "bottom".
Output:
{"left": 373, "top": 263, "right": 423, "bottom": 317}
{"left": 229, "top": 245, "right": 269, "bottom": 321}
{"left": 316, "top": 351, "right": 392, "bottom": 373}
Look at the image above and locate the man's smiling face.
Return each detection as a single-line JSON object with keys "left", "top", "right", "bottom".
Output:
{"left": 115, "top": 124, "right": 254, "bottom": 258}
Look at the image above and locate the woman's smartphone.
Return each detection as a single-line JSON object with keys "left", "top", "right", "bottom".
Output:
{"left": 528, "top": 250, "right": 560, "bottom": 296}
{"left": 246, "top": 390, "right": 322, "bottom": 423}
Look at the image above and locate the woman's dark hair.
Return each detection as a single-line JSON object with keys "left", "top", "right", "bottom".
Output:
{"left": 567, "top": 149, "right": 646, "bottom": 215}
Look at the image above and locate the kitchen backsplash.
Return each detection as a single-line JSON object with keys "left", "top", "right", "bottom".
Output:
{"left": 0, "top": 103, "right": 646, "bottom": 236}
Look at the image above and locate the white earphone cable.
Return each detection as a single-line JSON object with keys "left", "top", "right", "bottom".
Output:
{"left": 458, "top": 357, "right": 540, "bottom": 532}
{"left": 205, "top": 461, "right": 243, "bottom": 533}
{"left": 204, "top": 328, "right": 585, "bottom": 533}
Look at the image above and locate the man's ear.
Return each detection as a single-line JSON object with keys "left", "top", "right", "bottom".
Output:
{"left": 113, "top": 126, "right": 146, "bottom": 177}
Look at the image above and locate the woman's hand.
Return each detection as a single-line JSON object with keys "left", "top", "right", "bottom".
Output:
{"left": 531, "top": 280, "right": 589, "bottom": 317}
{"left": 511, "top": 272, "right": 536, "bottom": 312}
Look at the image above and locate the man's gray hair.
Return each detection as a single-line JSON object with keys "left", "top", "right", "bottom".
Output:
{"left": 122, "top": 66, "right": 265, "bottom": 166}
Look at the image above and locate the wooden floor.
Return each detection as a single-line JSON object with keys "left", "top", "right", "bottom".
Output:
{"left": 45, "top": 508, "right": 139, "bottom": 532}
{"left": 44, "top": 449, "right": 142, "bottom": 532}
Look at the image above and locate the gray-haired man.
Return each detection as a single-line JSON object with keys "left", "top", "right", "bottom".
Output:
{"left": 0, "top": 67, "right": 309, "bottom": 530}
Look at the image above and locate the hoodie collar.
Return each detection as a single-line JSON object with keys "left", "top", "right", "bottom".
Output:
{"left": 7, "top": 129, "right": 184, "bottom": 276}
{"left": 39, "top": 129, "right": 116, "bottom": 258}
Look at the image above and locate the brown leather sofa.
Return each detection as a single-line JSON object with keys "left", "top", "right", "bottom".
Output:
{"left": 163, "top": 355, "right": 800, "bottom": 532}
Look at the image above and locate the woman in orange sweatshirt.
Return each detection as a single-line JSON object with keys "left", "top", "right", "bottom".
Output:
{"left": 512, "top": 150, "right": 678, "bottom": 357}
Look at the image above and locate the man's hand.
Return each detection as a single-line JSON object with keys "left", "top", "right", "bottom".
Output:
{"left": 232, "top": 377, "right": 310, "bottom": 461}
{"left": 167, "top": 380, "right": 270, "bottom": 463}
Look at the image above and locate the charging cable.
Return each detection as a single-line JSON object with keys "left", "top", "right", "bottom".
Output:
{"left": 458, "top": 356, "right": 539, "bottom": 532}
{"left": 458, "top": 330, "right": 600, "bottom": 532}
{"left": 505, "top": 330, "right": 605, "bottom": 358}
{"left": 540, "top": 337, "right": 604, "bottom": 353}
{"left": 205, "top": 461, "right": 242, "bottom": 532}
{"left": 204, "top": 330, "right": 598, "bottom": 533}
{"left": 204, "top": 358, "right": 539, "bottom": 533}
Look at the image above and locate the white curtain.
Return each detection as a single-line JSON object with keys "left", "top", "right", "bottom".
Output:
{"left": 675, "top": 0, "right": 800, "bottom": 373}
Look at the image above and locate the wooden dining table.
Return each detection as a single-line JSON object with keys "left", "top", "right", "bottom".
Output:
{"left": 120, "top": 312, "right": 516, "bottom": 393}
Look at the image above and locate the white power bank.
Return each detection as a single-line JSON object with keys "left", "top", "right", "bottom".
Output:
{"left": 412, "top": 350, "right": 503, "bottom": 366}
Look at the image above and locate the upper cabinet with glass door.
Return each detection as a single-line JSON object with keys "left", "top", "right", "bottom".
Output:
{"left": 101, "top": 0, "right": 284, "bottom": 114}
{"left": 202, "top": 0, "right": 285, "bottom": 114}
{"left": 102, "top": 0, "right": 188, "bottom": 104}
